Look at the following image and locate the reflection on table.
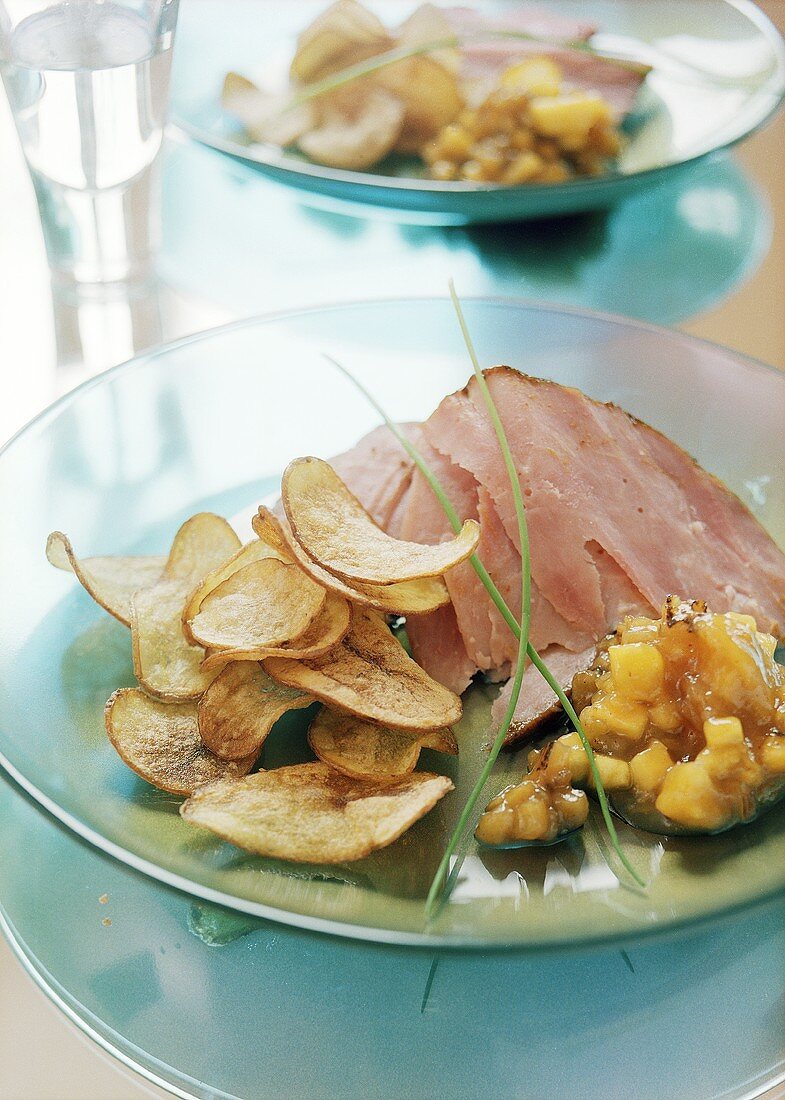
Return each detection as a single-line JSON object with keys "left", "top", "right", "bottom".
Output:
{"left": 161, "top": 140, "right": 769, "bottom": 329}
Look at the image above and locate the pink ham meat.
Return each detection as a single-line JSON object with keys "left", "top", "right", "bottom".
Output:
{"left": 444, "top": 6, "right": 597, "bottom": 48}
{"left": 333, "top": 370, "right": 785, "bottom": 744}
{"left": 491, "top": 645, "right": 596, "bottom": 741}
{"left": 407, "top": 602, "right": 477, "bottom": 697}
{"left": 397, "top": 434, "right": 490, "bottom": 672}
{"left": 329, "top": 422, "right": 419, "bottom": 531}
{"left": 434, "top": 369, "right": 785, "bottom": 636}
{"left": 400, "top": 438, "right": 499, "bottom": 673}
{"left": 443, "top": 6, "right": 648, "bottom": 120}
{"left": 397, "top": 435, "right": 589, "bottom": 682}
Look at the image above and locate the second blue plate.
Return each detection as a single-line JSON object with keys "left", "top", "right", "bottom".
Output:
{"left": 171, "top": 0, "right": 785, "bottom": 223}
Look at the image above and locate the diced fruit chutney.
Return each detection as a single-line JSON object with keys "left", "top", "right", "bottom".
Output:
{"left": 475, "top": 752, "right": 589, "bottom": 846}
{"left": 423, "top": 58, "right": 621, "bottom": 184}
{"left": 477, "top": 597, "right": 785, "bottom": 844}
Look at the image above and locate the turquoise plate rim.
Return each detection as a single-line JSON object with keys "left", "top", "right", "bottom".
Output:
{"left": 4, "top": 294, "right": 785, "bottom": 457}
{"left": 3, "top": 295, "right": 785, "bottom": 950}
{"left": 4, "top": 769, "right": 785, "bottom": 1100}
{"left": 0, "top": 904, "right": 210, "bottom": 1100}
{"left": 5, "top": 741, "right": 785, "bottom": 952}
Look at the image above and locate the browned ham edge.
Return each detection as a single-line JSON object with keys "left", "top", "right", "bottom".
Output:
{"left": 492, "top": 645, "right": 596, "bottom": 744}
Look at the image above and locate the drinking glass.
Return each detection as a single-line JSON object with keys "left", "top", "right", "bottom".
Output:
{"left": 0, "top": 0, "right": 179, "bottom": 289}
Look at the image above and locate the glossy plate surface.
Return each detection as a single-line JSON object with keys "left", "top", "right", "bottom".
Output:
{"left": 171, "top": 0, "right": 785, "bottom": 223}
{"left": 2, "top": 777, "right": 785, "bottom": 1100}
{"left": 1, "top": 299, "right": 785, "bottom": 947}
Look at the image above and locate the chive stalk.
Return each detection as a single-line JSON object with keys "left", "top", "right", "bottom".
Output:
{"left": 420, "top": 283, "right": 532, "bottom": 913}
{"left": 324, "top": 297, "right": 645, "bottom": 902}
{"left": 286, "top": 25, "right": 760, "bottom": 113}
{"left": 289, "top": 31, "right": 649, "bottom": 108}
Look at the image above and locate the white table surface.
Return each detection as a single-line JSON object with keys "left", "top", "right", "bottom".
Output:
{"left": 2, "top": 3, "right": 785, "bottom": 1096}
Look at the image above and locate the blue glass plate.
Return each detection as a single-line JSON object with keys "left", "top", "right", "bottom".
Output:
{"left": 1, "top": 299, "right": 785, "bottom": 948}
{"left": 170, "top": 0, "right": 785, "bottom": 224}
{"left": 2, "top": 776, "right": 785, "bottom": 1099}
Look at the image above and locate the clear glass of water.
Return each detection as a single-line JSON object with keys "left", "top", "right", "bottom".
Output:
{"left": 0, "top": 0, "right": 179, "bottom": 288}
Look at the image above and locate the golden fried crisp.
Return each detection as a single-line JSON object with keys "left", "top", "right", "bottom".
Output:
{"left": 188, "top": 558, "right": 326, "bottom": 651}
{"left": 222, "top": 72, "right": 317, "bottom": 146}
{"left": 290, "top": 0, "right": 391, "bottom": 84}
{"left": 265, "top": 607, "right": 462, "bottom": 730}
{"left": 283, "top": 456, "right": 479, "bottom": 584}
{"left": 299, "top": 88, "right": 405, "bottom": 171}
{"left": 180, "top": 762, "right": 453, "bottom": 862}
{"left": 374, "top": 54, "right": 462, "bottom": 153}
{"left": 200, "top": 590, "right": 352, "bottom": 672}
{"left": 105, "top": 688, "right": 256, "bottom": 795}
{"left": 255, "top": 507, "right": 450, "bottom": 614}
{"left": 308, "top": 707, "right": 457, "bottom": 783}
{"left": 46, "top": 530, "right": 165, "bottom": 627}
{"left": 182, "top": 537, "right": 284, "bottom": 639}
{"left": 198, "top": 662, "right": 313, "bottom": 761}
{"left": 131, "top": 513, "right": 241, "bottom": 701}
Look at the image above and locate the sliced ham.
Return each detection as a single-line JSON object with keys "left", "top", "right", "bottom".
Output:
{"left": 397, "top": 437, "right": 496, "bottom": 672}
{"left": 396, "top": 436, "right": 590, "bottom": 677}
{"left": 406, "top": 603, "right": 476, "bottom": 696}
{"left": 442, "top": 6, "right": 647, "bottom": 120}
{"left": 385, "top": 476, "right": 413, "bottom": 540}
{"left": 491, "top": 645, "right": 596, "bottom": 744}
{"left": 332, "top": 368, "right": 785, "bottom": 743}
{"left": 426, "top": 369, "right": 785, "bottom": 638}
{"left": 424, "top": 380, "right": 610, "bottom": 635}
{"left": 475, "top": 484, "right": 593, "bottom": 666}
{"left": 329, "top": 422, "right": 418, "bottom": 531}
{"left": 397, "top": 432, "right": 477, "bottom": 545}
{"left": 444, "top": 6, "right": 596, "bottom": 47}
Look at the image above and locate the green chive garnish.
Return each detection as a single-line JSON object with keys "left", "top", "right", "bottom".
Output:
{"left": 324, "top": 292, "right": 646, "bottom": 908}
{"left": 419, "top": 283, "right": 532, "bottom": 913}
{"left": 286, "top": 24, "right": 763, "bottom": 115}
{"left": 289, "top": 32, "right": 650, "bottom": 108}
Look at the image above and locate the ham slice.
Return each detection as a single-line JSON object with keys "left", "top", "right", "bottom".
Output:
{"left": 406, "top": 602, "right": 477, "bottom": 697}
{"left": 477, "top": 485, "right": 595, "bottom": 663}
{"left": 329, "top": 422, "right": 418, "bottom": 531}
{"left": 444, "top": 6, "right": 596, "bottom": 48}
{"left": 491, "top": 645, "right": 596, "bottom": 744}
{"left": 397, "top": 437, "right": 495, "bottom": 671}
{"left": 397, "top": 437, "right": 590, "bottom": 677}
{"left": 442, "top": 6, "right": 647, "bottom": 120}
{"left": 332, "top": 369, "right": 785, "bottom": 742}
{"left": 426, "top": 369, "right": 785, "bottom": 637}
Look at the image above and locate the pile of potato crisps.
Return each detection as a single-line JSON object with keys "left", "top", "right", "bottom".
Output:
{"left": 221, "top": 0, "right": 622, "bottom": 179}
{"left": 47, "top": 456, "right": 481, "bottom": 863}
{"left": 222, "top": 0, "right": 463, "bottom": 171}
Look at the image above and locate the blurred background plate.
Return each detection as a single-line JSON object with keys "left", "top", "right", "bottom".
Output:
{"left": 2, "top": 299, "right": 785, "bottom": 948}
{"left": 170, "top": 0, "right": 785, "bottom": 224}
{"left": 2, "top": 776, "right": 785, "bottom": 1100}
